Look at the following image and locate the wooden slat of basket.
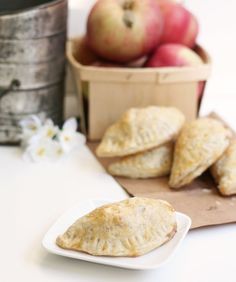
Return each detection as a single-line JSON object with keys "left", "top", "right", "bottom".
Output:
{"left": 89, "top": 81, "right": 198, "bottom": 140}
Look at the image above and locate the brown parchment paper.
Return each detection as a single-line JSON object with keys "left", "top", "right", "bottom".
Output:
{"left": 87, "top": 113, "right": 236, "bottom": 229}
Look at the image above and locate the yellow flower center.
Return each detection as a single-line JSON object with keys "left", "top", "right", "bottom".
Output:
{"left": 47, "top": 128, "right": 54, "bottom": 138}
{"left": 37, "top": 147, "right": 45, "bottom": 156}
{"left": 64, "top": 135, "right": 71, "bottom": 142}
{"left": 29, "top": 124, "right": 37, "bottom": 131}
{"left": 57, "top": 148, "right": 63, "bottom": 155}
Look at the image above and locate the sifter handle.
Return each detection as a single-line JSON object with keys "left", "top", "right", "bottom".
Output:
{"left": 0, "top": 79, "right": 20, "bottom": 98}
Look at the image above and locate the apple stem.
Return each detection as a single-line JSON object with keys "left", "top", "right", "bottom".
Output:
{"left": 123, "top": 0, "right": 134, "bottom": 10}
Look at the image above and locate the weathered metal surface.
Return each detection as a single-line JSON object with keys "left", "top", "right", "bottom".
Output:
{"left": 0, "top": 83, "right": 64, "bottom": 143}
{"left": 0, "top": 0, "right": 67, "bottom": 39}
{"left": 0, "top": 83, "right": 64, "bottom": 114}
{"left": 0, "top": 57, "right": 65, "bottom": 89}
{"left": 0, "top": 0, "right": 67, "bottom": 144}
{"left": 0, "top": 32, "right": 66, "bottom": 63}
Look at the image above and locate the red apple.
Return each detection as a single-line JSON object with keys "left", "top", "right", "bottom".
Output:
{"left": 126, "top": 55, "right": 148, "bottom": 67}
{"left": 145, "top": 44, "right": 204, "bottom": 98}
{"left": 73, "top": 36, "right": 99, "bottom": 65}
{"left": 159, "top": 2, "right": 198, "bottom": 48}
{"left": 87, "top": 0, "right": 163, "bottom": 63}
{"left": 157, "top": 0, "right": 180, "bottom": 7}
{"left": 90, "top": 61, "right": 122, "bottom": 67}
{"left": 90, "top": 55, "right": 147, "bottom": 68}
{"left": 145, "top": 43, "right": 203, "bottom": 67}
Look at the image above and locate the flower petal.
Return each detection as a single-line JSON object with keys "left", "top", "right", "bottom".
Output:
{"left": 25, "top": 138, "right": 53, "bottom": 162}
{"left": 63, "top": 118, "right": 78, "bottom": 131}
{"left": 19, "top": 115, "right": 43, "bottom": 146}
{"left": 59, "top": 130, "right": 86, "bottom": 153}
{"left": 19, "top": 115, "right": 42, "bottom": 130}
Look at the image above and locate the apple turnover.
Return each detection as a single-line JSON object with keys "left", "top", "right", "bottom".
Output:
{"left": 56, "top": 197, "right": 177, "bottom": 257}
{"left": 108, "top": 143, "right": 173, "bottom": 178}
{"left": 169, "top": 118, "right": 231, "bottom": 188}
{"left": 211, "top": 141, "right": 236, "bottom": 196}
{"left": 96, "top": 106, "right": 185, "bottom": 157}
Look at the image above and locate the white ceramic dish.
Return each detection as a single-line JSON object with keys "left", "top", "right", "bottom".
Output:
{"left": 42, "top": 199, "right": 191, "bottom": 270}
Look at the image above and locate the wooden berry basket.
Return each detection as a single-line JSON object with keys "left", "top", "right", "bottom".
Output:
{"left": 67, "top": 37, "right": 211, "bottom": 140}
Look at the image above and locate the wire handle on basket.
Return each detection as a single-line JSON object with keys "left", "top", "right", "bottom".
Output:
{"left": 0, "top": 79, "right": 21, "bottom": 99}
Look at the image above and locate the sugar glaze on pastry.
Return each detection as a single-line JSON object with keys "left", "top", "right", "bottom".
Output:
{"left": 96, "top": 106, "right": 185, "bottom": 157}
{"left": 56, "top": 197, "right": 177, "bottom": 257}
{"left": 108, "top": 143, "right": 173, "bottom": 179}
{"left": 211, "top": 141, "right": 236, "bottom": 196}
{"left": 169, "top": 118, "right": 231, "bottom": 188}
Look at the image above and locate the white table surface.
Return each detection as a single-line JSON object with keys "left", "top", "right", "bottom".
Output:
{"left": 1, "top": 1, "right": 236, "bottom": 281}
{"left": 1, "top": 114, "right": 236, "bottom": 282}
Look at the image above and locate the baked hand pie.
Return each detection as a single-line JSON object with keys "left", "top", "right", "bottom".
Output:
{"left": 96, "top": 106, "right": 185, "bottom": 157}
{"left": 211, "top": 141, "right": 236, "bottom": 196}
{"left": 56, "top": 197, "right": 177, "bottom": 257}
{"left": 169, "top": 118, "right": 231, "bottom": 189}
{"left": 108, "top": 143, "right": 173, "bottom": 179}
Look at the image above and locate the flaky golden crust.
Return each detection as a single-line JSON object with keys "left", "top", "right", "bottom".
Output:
{"left": 56, "top": 197, "right": 177, "bottom": 257}
{"left": 96, "top": 106, "right": 185, "bottom": 157}
{"left": 108, "top": 143, "right": 173, "bottom": 179}
{"left": 211, "top": 141, "right": 236, "bottom": 196}
{"left": 169, "top": 118, "right": 231, "bottom": 189}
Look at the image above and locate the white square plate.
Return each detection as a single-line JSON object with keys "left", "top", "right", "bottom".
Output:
{"left": 42, "top": 199, "right": 191, "bottom": 270}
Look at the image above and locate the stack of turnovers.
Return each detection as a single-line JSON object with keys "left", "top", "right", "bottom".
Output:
{"left": 96, "top": 106, "right": 185, "bottom": 179}
{"left": 96, "top": 106, "right": 235, "bottom": 196}
{"left": 56, "top": 197, "right": 177, "bottom": 257}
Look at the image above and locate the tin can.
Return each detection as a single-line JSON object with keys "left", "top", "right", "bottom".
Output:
{"left": 0, "top": 0, "right": 67, "bottom": 144}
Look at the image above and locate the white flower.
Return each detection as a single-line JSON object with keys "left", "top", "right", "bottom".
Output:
{"left": 23, "top": 138, "right": 64, "bottom": 163}
{"left": 28, "top": 119, "right": 59, "bottom": 145}
{"left": 20, "top": 116, "right": 85, "bottom": 163}
{"left": 50, "top": 141, "right": 65, "bottom": 161}
{"left": 19, "top": 115, "right": 42, "bottom": 132}
{"left": 19, "top": 115, "right": 42, "bottom": 144}
{"left": 58, "top": 118, "right": 86, "bottom": 153}
{"left": 23, "top": 138, "right": 52, "bottom": 162}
